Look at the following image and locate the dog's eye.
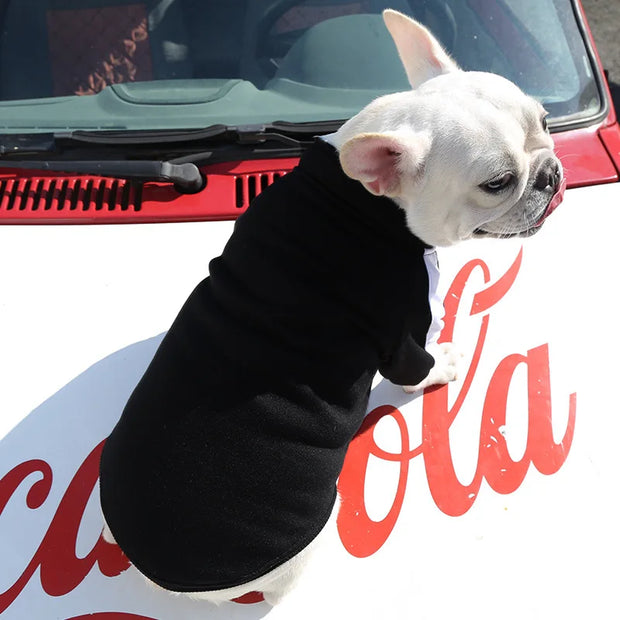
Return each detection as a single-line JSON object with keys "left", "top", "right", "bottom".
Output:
{"left": 542, "top": 115, "right": 549, "bottom": 132}
{"left": 481, "top": 172, "right": 515, "bottom": 193}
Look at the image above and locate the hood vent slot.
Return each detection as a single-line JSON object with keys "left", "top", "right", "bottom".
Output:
{"left": 235, "top": 171, "right": 284, "bottom": 209}
{"left": 0, "top": 176, "right": 142, "bottom": 214}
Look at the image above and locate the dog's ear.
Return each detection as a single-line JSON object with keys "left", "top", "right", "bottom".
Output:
{"left": 383, "top": 9, "right": 459, "bottom": 88}
{"left": 339, "top": 131, "right": 430, "bottom": 197}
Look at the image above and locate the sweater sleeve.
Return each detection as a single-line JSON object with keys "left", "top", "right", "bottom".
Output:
{"left": 378, "top": 333, "right": 434, "bottom": 386}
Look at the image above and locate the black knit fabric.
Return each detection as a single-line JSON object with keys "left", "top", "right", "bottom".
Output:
{"left": 99, "top": 139, "right": 434, "bottom": 592}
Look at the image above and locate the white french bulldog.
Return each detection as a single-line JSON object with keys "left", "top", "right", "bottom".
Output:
{"left": 333, "top": 10, "right": 564, "bottom": 248}
{"left": 328, "top": 8, "right": 564, "bottom": 392}
{"left": 101, "top": 8, "right": 565, "bottom": 607}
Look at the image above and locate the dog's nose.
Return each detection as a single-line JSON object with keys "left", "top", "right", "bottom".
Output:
{"left": 534, "top": 158, "right": 562, "bottom": 192}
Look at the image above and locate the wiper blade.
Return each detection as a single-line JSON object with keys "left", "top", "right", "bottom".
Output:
{"left": 0, "top": 159, "right": 204, "bottom": 192}
{"left": 56, "top": 120, "right": 345, "bottom": 146}
{"left": 0, "top": 121, "right": 345, "bottom": 176}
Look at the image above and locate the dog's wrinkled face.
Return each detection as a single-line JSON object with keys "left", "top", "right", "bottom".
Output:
{"left": 334, "top": 11, "right": 565, "bottom": 247}
{"left": 399, "top": 70, "right": 565, "bottom": 245}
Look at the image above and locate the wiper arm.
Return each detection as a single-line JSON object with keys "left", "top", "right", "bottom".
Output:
{"left": 0, "top": 159, "right": 204, "bottom": 192}
{"left": 0, "top": 121, "right": 345, "bottom": 182}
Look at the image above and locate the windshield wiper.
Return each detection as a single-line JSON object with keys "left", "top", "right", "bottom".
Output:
{"left": 0, "top": 120, "right": 345, "bottom": 187}
{"left": 0, "top": 159, "right": 204, "bottom": 192}
{"left": 0, "top": 120, "right": 343, "bottom": 156}
{"left": 57, "top": 120, "right": 344, "bottom": 146}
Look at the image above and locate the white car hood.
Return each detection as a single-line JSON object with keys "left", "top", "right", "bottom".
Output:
{"left": 0, "top": 182, "right": 618, "bottom": 619}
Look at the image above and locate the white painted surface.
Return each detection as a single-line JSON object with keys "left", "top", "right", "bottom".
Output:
{"left": 0, "top": 183, "right": 618, "bottom": 619}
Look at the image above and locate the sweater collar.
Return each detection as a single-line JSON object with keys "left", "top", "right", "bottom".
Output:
{"left": 299, "top": 139, "right": 432, "bottom": 250}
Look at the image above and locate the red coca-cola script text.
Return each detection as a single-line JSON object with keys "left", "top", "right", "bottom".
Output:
{"left": 337, "top": 248, "right": 577, "bottom": 557}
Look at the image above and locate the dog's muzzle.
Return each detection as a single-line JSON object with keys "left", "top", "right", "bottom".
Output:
{"left": 527, "top": 159, "right": 566, "bottom": 232}
{"left": 537, "top": 175, "right": 566, "bottom": 223}
{"left": 474, "top": 158, "right": 566, "bottom": 239}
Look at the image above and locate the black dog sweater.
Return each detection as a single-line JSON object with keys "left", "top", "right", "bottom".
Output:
{"left": 99, "top": 139, "right": 435, "bottom": 592}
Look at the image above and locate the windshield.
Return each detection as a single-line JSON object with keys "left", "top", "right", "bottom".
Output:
{"left": 0, "top": 0, "right": 600, "bottom": 133}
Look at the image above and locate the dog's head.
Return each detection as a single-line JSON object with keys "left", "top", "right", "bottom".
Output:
{"left": 335, "top": 10, "right": 565, "bottom": 247}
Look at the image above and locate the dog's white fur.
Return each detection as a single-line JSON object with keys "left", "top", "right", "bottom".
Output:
{"left": 330, "top": 14, "right": 560, "bottom": 249}
{"left": 104, "top": 9, "right": 563, "bottom": 605}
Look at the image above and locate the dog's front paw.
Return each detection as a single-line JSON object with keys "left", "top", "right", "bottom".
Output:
{"left": 402, "top": 342, "right": 461, "bottom": 393}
